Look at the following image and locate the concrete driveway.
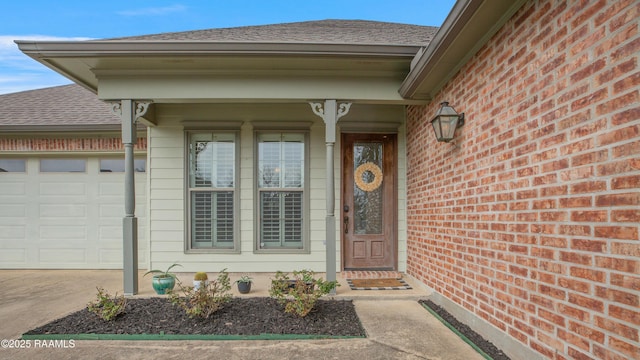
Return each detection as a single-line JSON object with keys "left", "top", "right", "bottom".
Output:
{"left": 0, "top": 270, "right": 484, "bottom": 359}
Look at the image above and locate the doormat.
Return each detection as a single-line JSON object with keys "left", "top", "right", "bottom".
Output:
{"left": 347, "top": 278, "right": 412, "bottom": 290}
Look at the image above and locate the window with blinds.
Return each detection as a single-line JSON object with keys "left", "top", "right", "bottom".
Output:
{"left": 188, "top": 133, "right": 237, "bottom": 250}
{"left": 257, "top": 133, "right": 305, "bottom": 249}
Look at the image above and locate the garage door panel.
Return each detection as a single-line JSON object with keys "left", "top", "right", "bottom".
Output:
{"left": 39, "top": 182, "right": 86, "bottom": 195}
{"left": 0, "top": 182, "right": 25, "bottom": 195}
{"left": 99, "top": 182, "right": 122, "bottom": 196}
{"left": 1, "top": 157, "right": 146, "bottom": 269}
{"left": 0, "top": 249, "right": 26, "bottom": 263}
{"left": 39, "top": 226, "right": 87, "bottom": 240}
{"left": 0, "top": 225, "right": 26, "bottom": 239}
{"left": 38, "top": 249, "right": 86, "bottom": 263}
{"left": 39, "top": 204, "right": 87, "bottom": 217}
{"left": 99, "top": 226, "right": 121, "bottom": 240}
{"left": 99, "top": 249, "right": 122, "bottom": 264}
{"left": 0, "top": 204, "right": 26, "bottom": 217}
{"left": 99, "top": 204, "right": 123, "bottom": 217}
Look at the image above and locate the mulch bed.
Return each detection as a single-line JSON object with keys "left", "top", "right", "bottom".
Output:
{"left": 419, "top": 299, "right": 511, "bottom": 360}
{"left": 24, "top": 297, "right": 365, "bottom": 338}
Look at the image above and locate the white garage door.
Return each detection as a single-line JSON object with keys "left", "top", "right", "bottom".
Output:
{"left": 0, "top": 157, "right": 146, "bottom": 269}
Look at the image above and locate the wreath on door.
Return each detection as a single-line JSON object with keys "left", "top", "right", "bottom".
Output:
{"left": 354, "top": 162, "right": 383, "bottom": 192}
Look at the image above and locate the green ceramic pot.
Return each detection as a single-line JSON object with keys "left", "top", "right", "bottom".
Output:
{"left": 152, "top": 276, "right": 176, "bottom": 294}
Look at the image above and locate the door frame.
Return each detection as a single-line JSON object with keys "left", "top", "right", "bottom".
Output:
{"left": 340, "top": 132, "right": 398, "bottom": 271}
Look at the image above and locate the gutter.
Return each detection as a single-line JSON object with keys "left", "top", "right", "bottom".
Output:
{"left": 15, "top": 41, "right": 422, "bottom": 58}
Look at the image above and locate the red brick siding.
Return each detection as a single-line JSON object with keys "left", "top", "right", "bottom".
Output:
{"left": 0, "top": 137, "right": 147, "bottom": 152}
{"left": 406, "top": 1, "right": 639, "bottom": 359}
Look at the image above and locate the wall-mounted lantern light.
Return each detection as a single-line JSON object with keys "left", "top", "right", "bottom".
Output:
{"left": 430, "top": 101, "right": 465, "bottom": 143}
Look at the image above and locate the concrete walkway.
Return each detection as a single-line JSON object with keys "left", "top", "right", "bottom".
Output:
{"left": 0, "top": 270, "right": 484, "bottom": 360}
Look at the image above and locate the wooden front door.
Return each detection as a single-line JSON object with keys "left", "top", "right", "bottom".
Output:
{"left": 341, "top": 133, "right": 397, "bottom": 270}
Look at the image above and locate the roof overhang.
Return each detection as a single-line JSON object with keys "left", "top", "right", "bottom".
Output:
{"left": 16, "top": 41, "right": 425, "bottom": 104}
{"left": 0, "top": 124, "right": 145, "bottom": 133}
{"left": 399, "top": 0, "right": 527, "bottom": 100}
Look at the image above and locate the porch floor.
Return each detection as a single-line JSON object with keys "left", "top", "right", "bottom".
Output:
{"left": 167, "top": 271, "right": 428, "bottom": 300}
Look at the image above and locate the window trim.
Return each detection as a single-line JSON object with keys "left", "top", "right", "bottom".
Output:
{"left": 184, "top": 129, "right": 240, "bottom": 254}
{"left": 253, "top": 129, "right": 310, "bottom": 254}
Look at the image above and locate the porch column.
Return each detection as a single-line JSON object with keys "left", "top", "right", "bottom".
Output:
{"left": 111, "top": 100, "right": 151, "bottom": 296}
{"left": 310, "top": 100, "right": 352, "bottom": 290}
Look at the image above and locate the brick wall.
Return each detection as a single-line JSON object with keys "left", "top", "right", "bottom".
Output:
{"left": 406, "top": 1, "right": 639, "bottom": 359}
{"left": 0, "top": 137, "right": 147, "bottom": 152}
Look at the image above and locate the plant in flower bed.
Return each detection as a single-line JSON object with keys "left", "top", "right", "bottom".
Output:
{"left": 24, "top": 298, "right": 364, "bottom": 338}
{"left": 168, "top": 269, "right": 232, "bottom": 319}
{"left": 269, "top": 269, "right": 339, "bottom": 317}
{"left": 86, "top": 287, "right": 126, "bottom": 321}
{"left": 25, "top": 269, "right": 363, "bottom": 338}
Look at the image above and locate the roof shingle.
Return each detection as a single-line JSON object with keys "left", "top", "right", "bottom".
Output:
{"left": 0, "top": 84, "right": 119, "bottom": 127}
{"left": 107, "top": 19, "right": 438, "bottom": 46}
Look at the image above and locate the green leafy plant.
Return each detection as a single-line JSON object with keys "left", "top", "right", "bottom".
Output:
{"left": 87, "top": 287, "right": 126, "bottom": 321}
{"left": 235, "top": 274, "right": 252, "bottom": 284}
{"left": 194, "top": 272, "right": 208, "bottom": 281}
{"left": 143, "top": 263, "right": 182, "bottom": 278}
{"left": 168, "top": 269, "right": 232, "bottom": 319}
{"left": 269, "top": 269, "right": 339, "bottom": 317}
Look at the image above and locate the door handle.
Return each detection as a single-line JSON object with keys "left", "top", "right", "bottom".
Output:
{"left": 343, "top": 216, "right": 349, "bottom": 234}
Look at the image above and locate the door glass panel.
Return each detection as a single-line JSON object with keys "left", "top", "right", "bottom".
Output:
{"left": 353, "top": 142, "right": 383, "bottom": 234}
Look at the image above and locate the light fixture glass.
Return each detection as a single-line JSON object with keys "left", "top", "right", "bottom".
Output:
{"left": 430, "top": 101, "right": 465, "bottom": 143}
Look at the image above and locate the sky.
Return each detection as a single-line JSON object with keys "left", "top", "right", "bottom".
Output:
{"left": 0, "top": 0, "right": 456, "bottom": 95}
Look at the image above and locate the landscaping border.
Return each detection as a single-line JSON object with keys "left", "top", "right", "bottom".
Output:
{"left": 21, "top": 333, "right": 365, "bottom": 341}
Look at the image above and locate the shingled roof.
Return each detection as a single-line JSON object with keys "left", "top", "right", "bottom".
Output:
{"left": 0, "top": 84, "right": 119, "bottom": 129}
{"left": 108, "top": 20, "right": 438, "bottom": 46}
{"left": 5, "top": 20, "right": 438, "bottom": 129}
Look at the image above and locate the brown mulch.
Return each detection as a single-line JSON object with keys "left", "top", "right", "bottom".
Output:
{"left": 419, "top": 299, "right": 511, "bottom": 360}
{"left": 24, "top": 297, "right": 365, "bottom": 337}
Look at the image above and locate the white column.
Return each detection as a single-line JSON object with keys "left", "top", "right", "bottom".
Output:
{"left": 111, "top": 100, "right": 150, "bottom": 296}
{"left": 310, "top": 100, "right": 351, "bottom": 290}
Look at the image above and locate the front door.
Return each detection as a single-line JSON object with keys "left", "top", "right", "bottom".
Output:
{"left": 341, "top": 133, "right": 397, "bottom": 270}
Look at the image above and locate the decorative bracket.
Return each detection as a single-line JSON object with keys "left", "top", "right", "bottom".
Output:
{"left": 309, "top": 100, "right": 352, "bottom": 144}
{"left": 337, "top": 103, "right": 352, "bottom": 121}
{"left": 109, "top": 100, "right": 152, "bottom": 124}
{"left": 110, "top": 102, "right": 122, "bottom": 117}
{"left": 135, "top": 102, "right": 151, "bottom": 120}
{"left": 309, "top": 101, "right": 352, "bottom": 121}
{"left": 310, "top": 102, "right": 325, "bottom": 119}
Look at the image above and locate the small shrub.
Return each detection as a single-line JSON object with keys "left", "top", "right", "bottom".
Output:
{"left": 194, "top": 272, "right": 208, "bottom": 281}
{"left": 168, "top": 269, "right": 232, "bottom": 319}
{"left": 87, "top": 287, "right": 126, "bottom": 321}
{"left": 269, "top": 269, "right": 339, "bottom": 317}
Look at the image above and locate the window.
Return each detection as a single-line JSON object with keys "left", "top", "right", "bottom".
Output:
{"left": 0, "top": 159, "right": 26, "bottom": 173}
{"left": 187, "top": 132, "right": 238, "bottom": 251}
{"left": 257, "top": 132, "right": 307, "bottom": 251}
{"left": 100, "top": 158, "right": 146, "bottom": 173}
{"left": 40, "top": 159, "right": 86, "bottom": 173}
